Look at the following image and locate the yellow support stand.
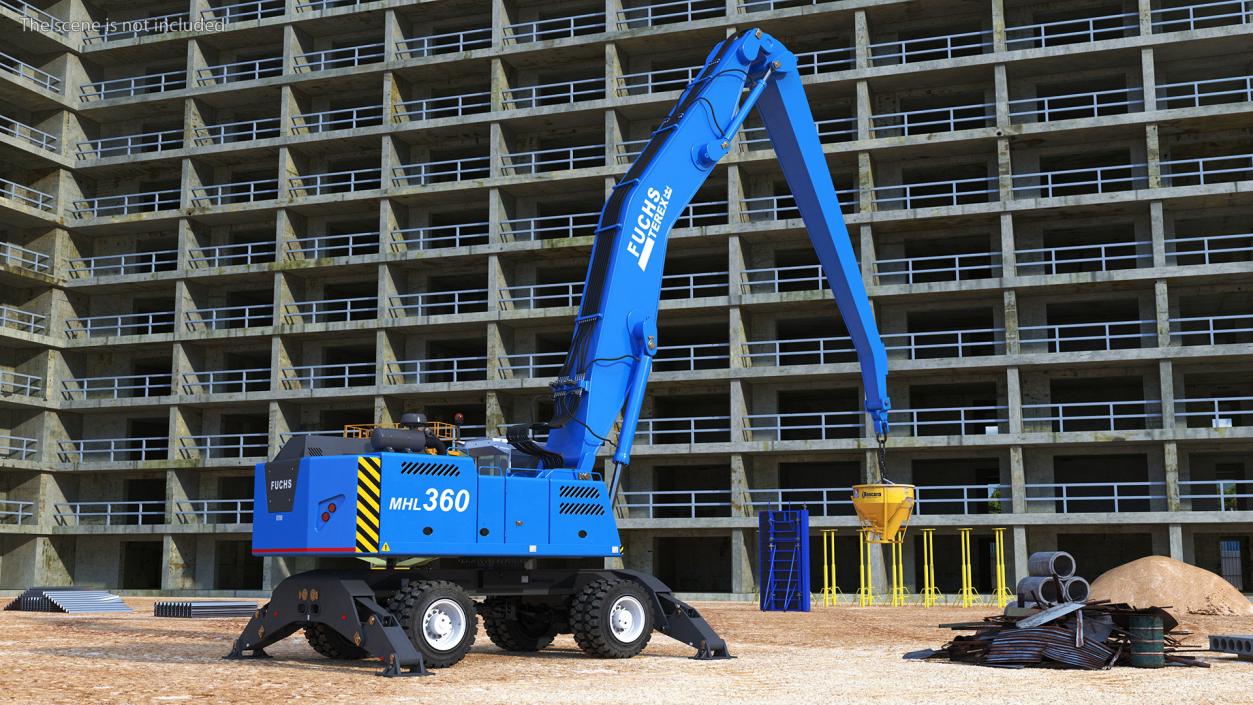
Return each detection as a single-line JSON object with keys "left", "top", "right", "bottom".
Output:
{"left": 919, "top": 528, "right": 941, "bottom": 607}
{"left": 819, "top": 529, "right": 844, "bottom": 606}
{"left": 889, "top": 540, "right": 908, "bottom": 606}
{"left": 992, "top": 527, "right": 1012, "bottom": 608}
{"left": 856, "top": 528, "right": 875, "bottom": 606}
{"left": 957, "top": 528, "right": 982, "bottom": 608}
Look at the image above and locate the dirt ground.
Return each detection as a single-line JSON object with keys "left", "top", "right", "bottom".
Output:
{"left": 2, "top": 599, "right": 1251, "bottom": 705}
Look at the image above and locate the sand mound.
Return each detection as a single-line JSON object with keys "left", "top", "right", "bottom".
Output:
{"left": 1089, "top": 555, "right": 1253, "bottom": 617}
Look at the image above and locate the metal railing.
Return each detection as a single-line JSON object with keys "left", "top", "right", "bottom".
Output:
{"left": 1005, "top": 11, "right": 1139, "bottom": 50}
{"left": 876, "top": 251, "right": 1000, "bottom": 284}
{"left": 174, "top": 498, "right": 254, "bottom": 524}
{"left": 191, "top": 178, "right": 279, "bottom": 206}
{"left": 502, "top": 212, "right": 599, "bottom": 241}
{"left": 281, "top": 362, "right": 375, "bottom": 389}
{"left": 1166, "top": 232, "right": 1253, "bottom": 265}
{"left": 504, "top": 78, "right": 605, "bottom": 109}
{"left": 294, "top": 43, "right": 384, "bottom": 73}
{"left": 1011, "top": 163, "right": 1147, "bottom": 198}
{"left": 654, "top": 342, "right": 729, "bottom": 372}
{"left": 742, "top": 190, "right": 859, "bottom": 219}
{"left": 397, "top": 27, "right": 493, "bottom": 57}
{"left": 617, "top": 65, "right": 700, "bottom": 95}
{"left": 289, "top": 232, "right": 379, "bottom": 259}
{"left": 0, "top": 434, "right": 37, "bottom": 460}
{"left": 0, "top": 114, "right": 58, "bottom": 152}
{"left": 0, "top": 499, "right": 34, "bottom": 525}
{"left": 181, "top": 367, "right": 270, "bottom": 394}
{"left": 295, "top": 0, "right": 365, "bottom": 11}
{"left": 617, "top": 0, "right": 724, "bottom": 28}
{"left": 181, "top": 433, "right": 268, "bottom": 459}
{"left": 389, "top": 289, "right": 489, "bottom": 317}
{"left": 1, "top": 0, "right": 67, "bottom": 36}
{"left": 0, "top": 242, "right": 50, "bottom": 274}
{"left": 0, "top": 177, "right": 54, "bottom": 212}
{"left": 635, "top": 415, "right": 732, "bottom": 444}
{"left": 289, "top": 168, "right": 382, "bottom": 196}
{"left": 884, "top": 327, "right": 1004, "bottom": 359}
{"left": 672, "top": 199, "right": 729, "bottom": 229}
{"left": 739, "top": 0, "right": 840, "bottom": 11}
{"left": 871, "top": 103, "right": 994, "bottom": 137}
{"left": 394, "top": 222, "right": 490, "bottom": 250}
{"left": 795, "top": 46, "right": 856, "bottom": 75}
{"left": 54, "top": 501, "right": 167, "bottom": 526}
{"left": 1008, "top": 87, "right": 1144, "bottom": 124}
{"left": 745, "top": 411, "right": 864, "bottom": 441}
{"left": 890, "top": 406, "right": 1010, "bottom": 436}
{"left": 1022, "top": 400, "right": 1162, "bottom": 432}
{"left": 1160, "top": 152, "right": 1253, "bottom": 187}
{"left": 58, "top": 437, "right": 169, "bottom": 462}
{"left": 65, "top": 311, "right": 176, "bottom": 338}
{"left": 196, "top": 56, "right": 282, "bottom": 85}
{"left": 283, "top": 296, "right": 376, "bottom": 323}
{"left": 80, "top": 70, "right": 185, "bottom": 102}
{"left": 78, "top": 129, "right": 183, "bottom": 160}
{"left": 498, "top": 351, "right": 566, "bottom": 379}
{"left": 629, "top": 485, "right": 998, "bottom": 520}
{"left": 1179, "top": 479, "right": 1253, "bottom": 512}
{"left": 505, "top": 11, "right": 605, "bottom": 43}
{"left": 875, "top": 176, "right": 998, "bottom": 210}
{"left": 1170, "top": 313, "right": 1253, "bottom": 346}
{"left": 72, "top": 189, "right": 179, "bottom": 218}
{"left": 1019, "top": 319, "right": 1155, "bottom": 353}
{"left": 0, "top": 305, "right": 46, "bottom": 334}
{"left": 1157, "top": 73, "right": 1253, "bottom": 109}
{"left": 394, "top": 91, "right": 491, "bottom": 122}
{"left": 0, "top": 369, "right": 41, "bottom": 397}
{"left": 393, "top": 156, "right": 490, "bottom": 186}
{"left": 1015, "top": 240, "right": 1150, "bottom": 275}
{"left": 189, "top": 240, "right": 277, "bottom": 268}
{"left": 1150, "top": 0, "right": 1253, "bottom": 33}
{"left": 292, "top": 105, "right": 384, "bottom": 133}
{"left": 742, "top": 263, "right": 825, "bottom": 294}
{"left": 1175, "top": 395, "right": 1253, "bottom": 428}
{"left": 386, "top": 357, "right": 488, "bottom": 384}
{"left": 503, "top": 144, "right": 603, "bottom": 175}
{"left": 0, "top": 50, "right": 61, "bottom": 93}
{"left": 180, "top": 368, "right": 268, "bottom": 395}
{"left": 195, "top": 117, "right": 282, "bottom": 145}
{"left": 62, "top": 373, "right": 172, "bottom": 400}
{"left": 743, "top": 336, "right": 855, "bottom": 367}
{"left": 185, "top": 303, "right": 273, "bottom": 331}
{"left": 1024, "top": 481, "right": 1165, "bottom": 514}
{"left": 870, "top": 29, "right": 993, "bottom": 66}
{"left": 202, "top": 0, "right": 285, "bottom": 23}
{"left": 740, "top": 117, "right": 856, "bottom": 149}
{"left": 661, "top": 270, "right": 727, "bottom": 299}
{"left": 83, "top": 10, "right": 192, "bottom": 44}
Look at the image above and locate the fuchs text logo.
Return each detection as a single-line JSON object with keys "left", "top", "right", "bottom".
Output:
{"left": 627, "top": 185, "right": 672, "bottom": 271}
{"left": 269, "top": 479, "right": 292, "bottom": 491}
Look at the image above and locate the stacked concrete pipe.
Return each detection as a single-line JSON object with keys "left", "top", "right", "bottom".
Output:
{"left": 1016, "top": 551, "right": 1088, "bottom": 608}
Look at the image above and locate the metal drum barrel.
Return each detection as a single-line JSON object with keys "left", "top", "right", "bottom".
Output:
{"left": 1128, "top": 614, "right": 1165, "bottom": 668}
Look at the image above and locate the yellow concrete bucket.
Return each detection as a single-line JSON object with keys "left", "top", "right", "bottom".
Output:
{"left": 851, "top": 484, "right": 916, "bottom": 544}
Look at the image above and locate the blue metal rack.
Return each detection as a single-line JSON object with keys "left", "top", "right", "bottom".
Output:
{"left": 759, "top": 509, "right": 810, "bottom": 612}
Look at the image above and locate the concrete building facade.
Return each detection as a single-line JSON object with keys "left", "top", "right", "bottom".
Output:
{"left": 0, "top": 0, "right": 1251, "bottom": 597}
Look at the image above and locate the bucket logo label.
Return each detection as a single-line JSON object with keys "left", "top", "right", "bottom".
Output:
{"left": 628, "top": 185, "right": 672, "bottom": 272}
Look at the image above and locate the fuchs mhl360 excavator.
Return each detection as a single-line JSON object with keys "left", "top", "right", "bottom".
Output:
{"left": 227, "top": 28, "right": 892, "bottom": 676}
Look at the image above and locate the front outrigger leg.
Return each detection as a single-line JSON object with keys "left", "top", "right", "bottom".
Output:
{"left": 224, "top": 570, "right": 430, "bottom": 677}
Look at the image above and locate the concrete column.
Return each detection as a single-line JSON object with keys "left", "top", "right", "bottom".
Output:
{"left": 857, "top": 152, "right": 874, "bottom": 215}
{"left": 730, "top": 454, "right": 750, "bottom": 517}
{"left": 993, "top": 64, "right": 1009, "bottom": 128}
{"left": 725, "top": 164, "right": 744, "bottom": 223}
{"left": 853, "top": 11, "right": 870, "bottom": 70}
{"left": 990, "top": 0, "right": 1007, "bottom": 53}
{"left": 1137, "top": 0, "right": 1154, "bottom": 36}
{"left": 1168, "top": 523, "right": 1184, "bottom": 560}
{"left": 1012, "top": 525, "right": 1029, "bottom": 583}
{"left": 1153, "top": 279, "right": 1170, "bottom": 348}
{"left": 162, "top": 534, "right": 196, "bottom": 591}
{"left": 729, "top": 379, "right": 748, "bottom": 442}
{"left": 730, "top": 528, "right": 755, "bottom": 596}
{"left": 855, "top": 80, "right": 871, "bottom": 141}
{"left": 996, "top": 137, "right": 1013, "bottom": 202}
{"left": 1164, "top": 441, "right": 1181, "bottom": 511}
{"left": 859, "top": 224, "right": 875, "bottom": 286}
{"left": 486, "top": 322, "right": 506, "bottom": 380}
{"left": 1140, "top": 47, "right": 1157, "bottom": 112}
{"left": 1006, "top": 367, "right": 1022, "bottom": 434}
{"left": 1158, "top": 359, "right": 1175, "bottom": 430}
{"left": 1009, "top": 445, "right": 1026, "bottom": 513}
{"left": 1149, "top": 200, "right": 1166, "bottom": 268}
{"left": 727, "top": 234, "right": 745, "bottom": 306}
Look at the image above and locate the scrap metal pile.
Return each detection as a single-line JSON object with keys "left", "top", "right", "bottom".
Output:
{"left": 934, "top": 601, "right": 1205, "bottom": 670}
{"left": 925, "top": 552, "right": 1206, "bottom": 670}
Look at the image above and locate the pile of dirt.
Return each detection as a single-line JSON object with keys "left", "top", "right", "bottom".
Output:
{"left": 1089, "top": 555, "right": 1253, "bottom": 617}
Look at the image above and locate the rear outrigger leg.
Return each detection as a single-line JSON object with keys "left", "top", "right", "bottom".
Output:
{"left": 611, "top": 570, "right": 732, "bottom": 660}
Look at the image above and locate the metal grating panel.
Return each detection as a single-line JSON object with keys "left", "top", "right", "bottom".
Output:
{"left": 399, "top": 461, "right": 460, "bottom": 477}
{"left": 558, "top": 501, "right": 605, "bottom": 516}
{"left": 558, "top": 484, "right": 602, "bottom": 499}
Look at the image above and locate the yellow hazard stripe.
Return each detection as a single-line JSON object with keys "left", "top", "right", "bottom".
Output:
{"left": 355, "top": 456, "right": 383, "bottom": 553}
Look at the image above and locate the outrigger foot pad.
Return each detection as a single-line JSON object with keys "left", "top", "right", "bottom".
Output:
{"left": 377, "top": 653, "right": 432, "bottom": 678}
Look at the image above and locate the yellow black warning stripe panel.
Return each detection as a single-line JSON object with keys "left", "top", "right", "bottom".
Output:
{"left": 355, "top": 456, "right": 382, "bottom": 553}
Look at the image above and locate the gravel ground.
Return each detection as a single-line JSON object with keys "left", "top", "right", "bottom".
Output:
{"left": 2, "top": 599, "right": 1251, "bottom": 705}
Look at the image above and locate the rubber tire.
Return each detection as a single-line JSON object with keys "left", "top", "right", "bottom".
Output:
{"left": 569, "top": 578, "right": 654, "bottom": 658}
{"left": 387, "top": 580, "right": 478, "bottom": 668}
{"left": 482, "top": 596, "right": 558, "bottom": 652}
{"left": 304, "top": 623, "right": 369, "bottom": 660}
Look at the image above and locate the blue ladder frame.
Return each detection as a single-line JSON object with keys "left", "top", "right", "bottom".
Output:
{"left": 759, "top": 509, "right": 811, "bottom": 612}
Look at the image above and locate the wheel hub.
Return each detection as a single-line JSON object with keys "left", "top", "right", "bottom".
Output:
{"left": 422, "top": 598, "right": 467, "bottom": 651}
{"left": 608, "top": 595, "right": 646, "bottom": 643}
